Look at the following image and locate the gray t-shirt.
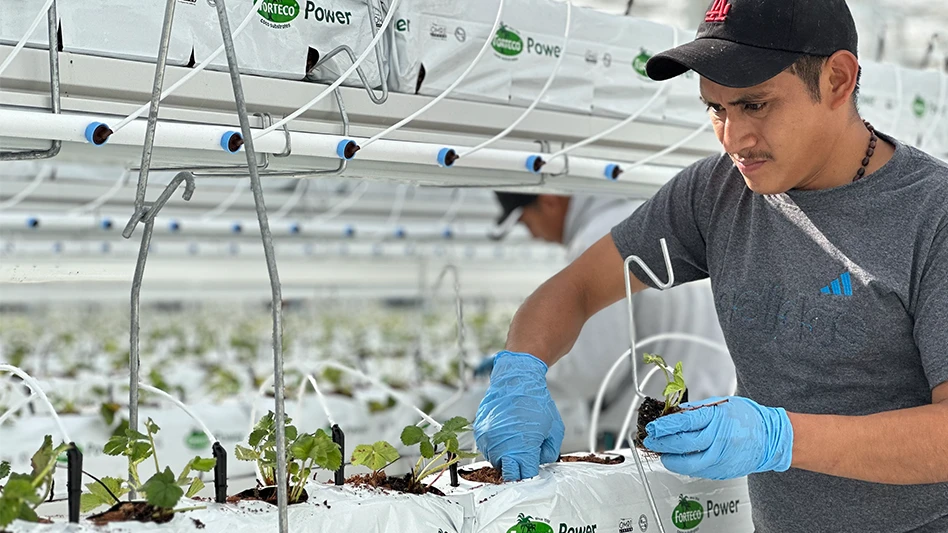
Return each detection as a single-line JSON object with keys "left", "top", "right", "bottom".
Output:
{"left": 611, "top": 133, "right": 948, "bottom": 533}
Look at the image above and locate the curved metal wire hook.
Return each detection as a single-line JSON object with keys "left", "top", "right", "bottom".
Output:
{"left": 431, "top": 264, "right": 467, "bottom": 391}
{"left": 122, "top": 172, "right": 195, "bottom": 239}
{"left": 624, "top": 238, "right": 675, "bottom": 400}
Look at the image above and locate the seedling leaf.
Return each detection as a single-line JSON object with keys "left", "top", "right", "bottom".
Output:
{"left": 30, "top": 435, "right": 54, "bottom": 476}
{"left": 234, "top": 445, "right": 259, "bottom": 462}
{"left": 442, "top": 417, "right": 470, "bottom": 432}
{"left": 16, "top": 502, "right": 38, "bottom": 523}
{"left": 452, "top": 450, "right": 479, "bottom": 460}
{"left": 103, "top": 435, "right": 127, "bottom": 456}
{"left": 189, "top": 457, "right": 216, "bottom": 472}
{"left": 142, "top": 467, "right": 183, "bottom": 509}
{"left": 81, "top": 476, "right": 126, "bottom": 512}
{"left": 310, "top": 429, "right": 342, "bottom": 471}
{"left": 185, "top": 477, "right": 205, "bottom": 498}
{"left": 643, "top": 353, "right": 668, "bottom": 368}
{"left": 663, "top": 382, "right": 684, "bottom": 397}
{"left": 419, "top": 439, "right": 435, "bottom": 459}
{"left": 400, "top": 426, "right": 427, "bottom": 446}
{"left": 351, "top": 442, "right": 400, "bottom": 471}
{"left": 0, "top": 461, "right": 9, "bottom": 480}
{"left": 0, "top": 498, "right": 18, "bottom": 527}
{"left": 145, "top": 418, "right": 160, "bottom": 435}
{"left": 2, "top": 479, "right": 41, "bottom": 504}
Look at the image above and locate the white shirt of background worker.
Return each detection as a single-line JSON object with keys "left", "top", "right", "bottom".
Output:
{"left": 485, "top": 192, "right": 736, "bottom": 444}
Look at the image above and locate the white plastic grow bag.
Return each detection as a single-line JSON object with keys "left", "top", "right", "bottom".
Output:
{"left": 894, "top": 67, "right": 944, "bottom": 147}
{"left": 430, "top": 451, "right": 753, "bottom": 533}
{"left": 573, "top": 8, "right": 673, "bottom": 120}
{"left": 10, "top": 482, "right": 466, "bottom": 533}
{"left": 389, "top": 0, "right": 512, "bottom": 104}
{"left": 858, "top": 61, "right": 901, "bottom": 135}
{"left": 58, "top": 0, "right": 192, "bottom": 66}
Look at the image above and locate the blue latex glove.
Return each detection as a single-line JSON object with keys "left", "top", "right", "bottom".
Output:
{"left": 472, "top": 354, "right": 496, "bottom": 378}
{"left": 474, "top": 351, "right": 565, "bottom": 481}
{"left": 643, "top": 396, "right": 794, "bottom": 481}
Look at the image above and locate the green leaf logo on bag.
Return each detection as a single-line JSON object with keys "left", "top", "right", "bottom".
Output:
{"left": 672, "top": 495, "right": 704, "bottom": 530}
{"left": 507, "top": 513, "right": 555, "bottom": 533}
{"left": 257, "top": 0, "right": 300, "bottom": 24}
{"left": 913, "top": 96, "right": 927, "bottom": 118}
{"left": 185, "top": 430, "right": 211, "bottom": 450}
{"left": 493, "top": 24, "right": 524, "bottom": 58}
{"left": 632, "top": 49, "right": 652, "bottom": 78}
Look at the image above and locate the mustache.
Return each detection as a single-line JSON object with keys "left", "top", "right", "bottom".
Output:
{"left": 732, "top": 152, "right": 774, "bottom": 162}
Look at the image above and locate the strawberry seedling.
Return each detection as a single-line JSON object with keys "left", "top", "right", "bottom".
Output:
{"left": 0, "top": 436, "right": 68, "bottom": 528}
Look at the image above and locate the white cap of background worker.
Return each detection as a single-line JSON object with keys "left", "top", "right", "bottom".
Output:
{"left": 473, "top": 1, "right": 948, "bottom": 532}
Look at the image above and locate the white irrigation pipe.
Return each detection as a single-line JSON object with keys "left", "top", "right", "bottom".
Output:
{"left": 0, "top": 391, "right": 38, "bottom": 426}
{"left": 66, "top": 170, "right": 130, "bottom": 216}
{"left": 0, "top": 0, "right": 54, "bottom": 78}
{"left": 361, "top": 0, "right": 506, "bottom": 148}
{"left": 254, "top": 0, "right": 403, "bottom": 140}
{"left": 547, "top": 30, "right": 679, "bottom": 162}
{"left": 613, "top": 333, "right": 732, "bottom": 453}
{"left": 0, "top": 166, "right": 53, "bottom": 211}
{"left": 457, "top": 1, "right": 571, "bottom": 159}
{"left": 138, "top": 383, "right": 218, "bottom": 444}
{"left": 0, "top": 364, "right": 71, "bottom": 443}
{"left": 111, "top": 0, "right": 266, "bottom": 133}
{"left": 296, "top": 374, "right": 336, "bottom": 427}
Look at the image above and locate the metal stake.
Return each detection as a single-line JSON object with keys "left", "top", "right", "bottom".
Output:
{"left": 211, "top": 1, "right": 288, "bottom": 530}
{"left": 124, "top": 172, "right": 195, "bottom": 498}
{"left": 129, "top": 0, "right": 178, "bottom": 225}
{"left": 0, "top": 0, "right": 61, "bottom": 161}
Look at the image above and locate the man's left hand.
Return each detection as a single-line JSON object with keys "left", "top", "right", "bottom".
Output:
{"left": 643, "top": 396, "right": 794, "bottom": 480}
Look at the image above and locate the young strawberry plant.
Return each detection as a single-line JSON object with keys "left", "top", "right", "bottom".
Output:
{"left": 349, "top": 416, "right": 476, "bottom": 495}
{"left": 81, "top": 418, "right": 215, "bottom": 521}
{"left": 0, "top": 436, "right": 68, "bottom": 528}
{"left": 234, "top": 411, "right": 342, "bottom": 504}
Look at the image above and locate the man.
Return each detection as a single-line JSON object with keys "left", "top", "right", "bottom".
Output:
{"left": 487, "top": 192, "right": 735, "bottom": 445}
{"left": 473, "top": 1, "right": 948, "bottom": 532}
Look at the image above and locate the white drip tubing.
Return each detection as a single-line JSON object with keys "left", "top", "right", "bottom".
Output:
{"left": 0, "top": 391, "right": 38, "bottom": 427}
{"left": 0, "top": 364, "right": 71, "bottom": 443}
{"left": 112, "top": 0, "right": 266, "bottom": 133}
{"left": 361, "top": 0, "right": 506, "bottom": 148}
{"left": 0, "top": 0, "right": 54, "bottom": 78}
{"left": 296, "top": 374, "right": 337, "bottom": 427}
{"left": 0, "top": 166, "right": 53, "bottom": 211}
{"left": 138, "top": 383, "right": 218, "bottom": 445}
{"left": 67, "top": 170, "right": 130, "bottom": 216}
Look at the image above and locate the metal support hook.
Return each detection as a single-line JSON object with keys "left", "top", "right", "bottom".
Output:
{"left": 125, "top": 172, "right": 195, "bottom": 498}
{"left": 432, "top": 264, "right": 467, "bottom": 391}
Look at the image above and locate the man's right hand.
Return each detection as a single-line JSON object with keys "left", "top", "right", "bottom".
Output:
{"left": 473, "top": 351, "right": 565, "bottom": 481}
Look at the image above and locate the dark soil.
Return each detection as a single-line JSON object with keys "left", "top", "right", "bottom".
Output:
{"left": 192, "top": 518, "right": 206, "bottom": 529}
{"left": 226, "top": 485, "right": 308, "bottom": 506}
{"left": 458, "top": 466, "right": 504, "bottom": 485}
{"left": 635, "top": 396, "right": 680, "bottom": 450}
{"left": 345, "top": 471, "right": 445, "bottom": 496}
{"left": 558, "top": 454, "right": 625, "bottom": 465}
{"left": 87, "top": 502, "right": 174, "bottom": 525}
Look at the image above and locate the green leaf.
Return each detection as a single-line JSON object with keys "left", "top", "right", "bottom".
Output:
{"left": 247, "top": 429, "right": 267, "bottom": 448}
{"left": 419, "top": 439, "right": 435, "bottom": 459}
{"left": 289, "top": 434, "right": 316, "bottom": 461}
{"left": 80, "top": 493, "right": 109, "bottom": 513}
{"left": 285, "top": 425, "right": 298, "bottom": 442}
{"left": 129, "top": 442, "right": 154, "bottom": 465}
{"left": 234, "top": 445, "right": 259, "bottom": 462}
{"left": 99, "top": 403, "right": 120, "bottom": 426}
{"left": 141, "top": 468, "right": 184, "bottom": 509}
{"left": 16, "top": 501, "right": 38, "bottom": 523}
{"left": 441, "top": 417, "right": 470, "bottom": 433}
{"left": 2, "top": 479, "right": 41, "bottom": 504}
{"left": 643, "top": 353, "right": 668, "bottom": 369}
{"left": 84, "top": 476, "right": 126, "bottom": 509}
{"left": 351, "top": 441, "right": 400, "bottom": 471}
{"left": 0, "top": 498, "right": 17, "bottom": 528}
{"left": 185, "top": 477, "right": 205, "bottom": 498}
{"left": 30, "top": 435, "right": 55, "bottom": 476}
{"left": 662, "top": 382, "right": 684, "bottom": 397}
{"left": 103, "top": 435, "right": 128, "bottom": 456}
{"left": 452, "top": 450, "right": 479, "bottom": 460}
{"left": 189, "top": 457, "right": 216, "bottom": 472}
{"left": 125, "top": 428, "right": 150, "bottom": 441}
{"left": 310, "top": 429, "right": 342, "bottom": 471}
{"left": 674, "top": 360, "right": 683, "bottom": 377}
{"left": 400, "top": 426, "right": 427, "bottom": 446}
{"left": 0, "top": 461, "right": 9, "bottom": 480}
{"left": 145, "top": 418, "right": 160, "bottom": 435}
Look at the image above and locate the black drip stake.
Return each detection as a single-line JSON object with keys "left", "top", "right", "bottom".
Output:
{"left": 67, "top": 443, "right": 83, "bottom": 523}
{"left": 332, "top": 424, "right": 345, "bottom": 486}
{"left": 448, "top": 453, "right": 459, "bottom": 487}
{"left": 212, "top": 442, "right": 227, "bottom": 504}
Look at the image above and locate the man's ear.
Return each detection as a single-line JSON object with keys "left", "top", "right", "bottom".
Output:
{"left": 824, "top": 51, "right": 859, "bottom": 112}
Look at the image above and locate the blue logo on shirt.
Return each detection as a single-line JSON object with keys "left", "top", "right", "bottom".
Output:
{"left": 820, "top": 272, "right": 853, "bottom": 296}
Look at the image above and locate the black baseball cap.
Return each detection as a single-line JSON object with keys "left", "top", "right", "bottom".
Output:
{"left": 490, "top": 192, "right": 538, "bottom": 240}
{"left": 646, "top": 0, "right": 859, "bottom": 88}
